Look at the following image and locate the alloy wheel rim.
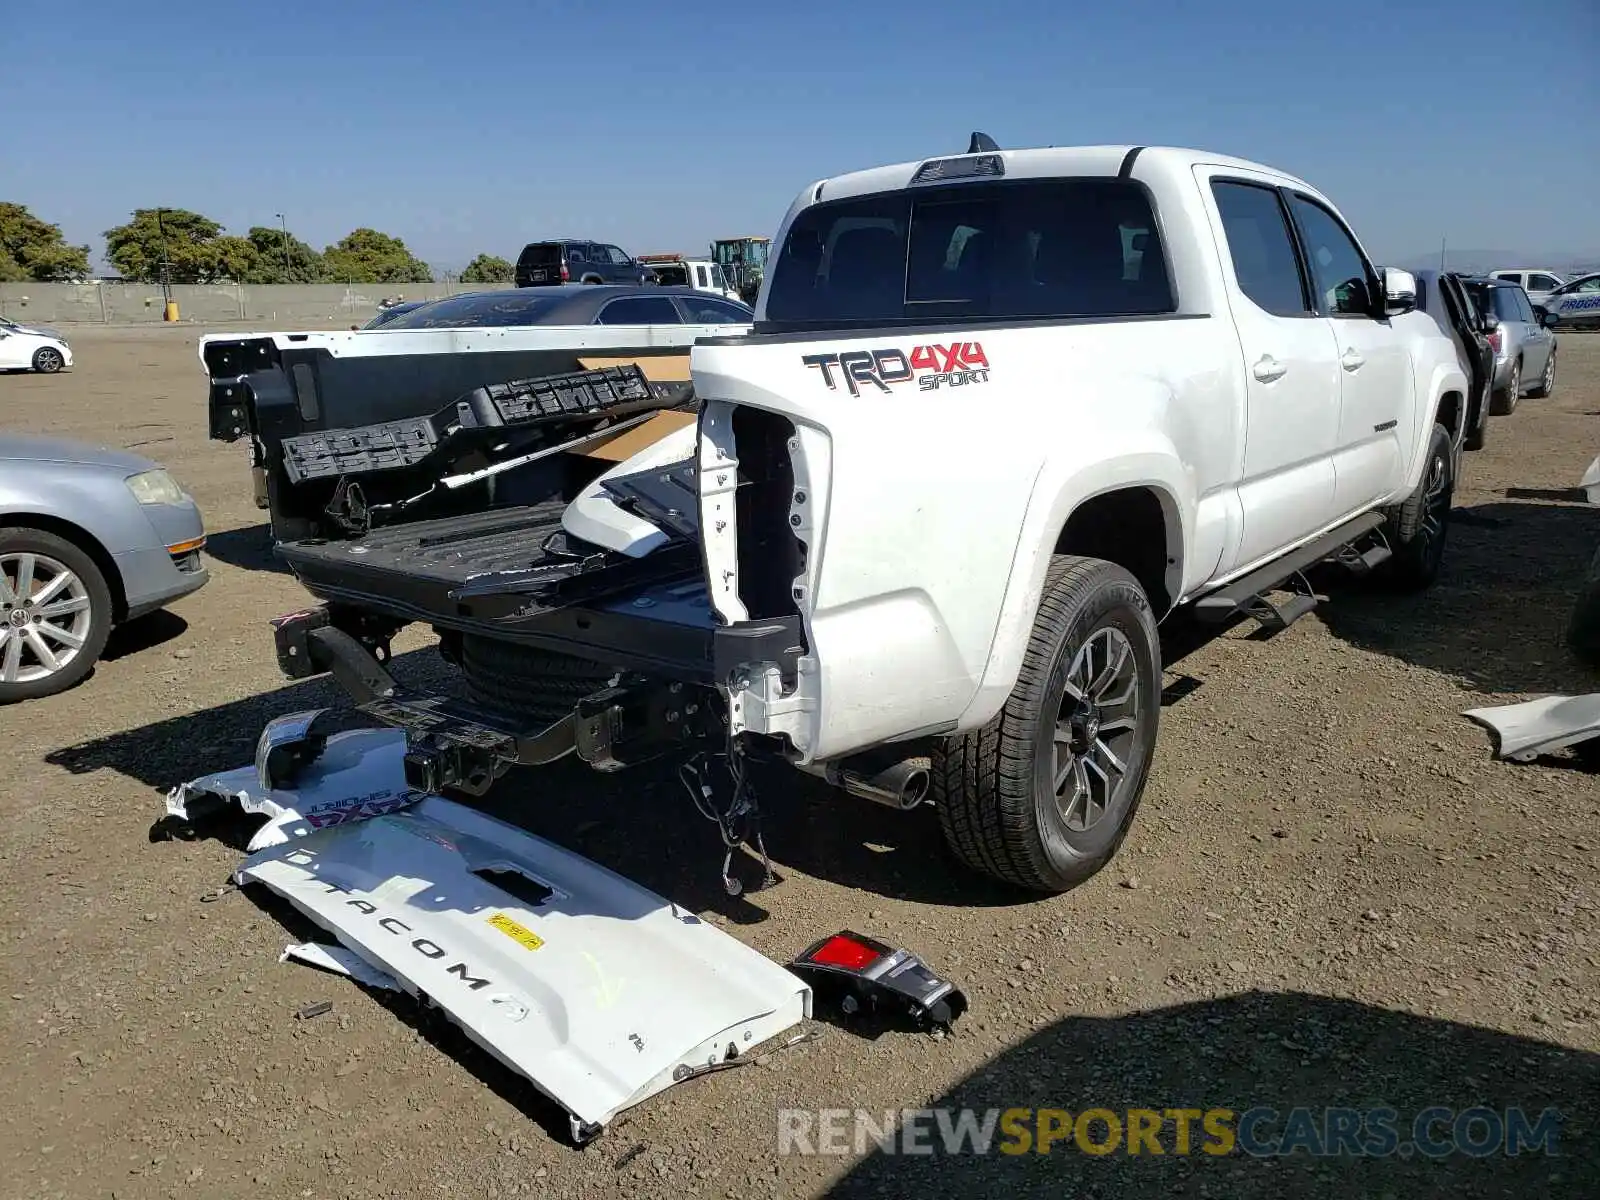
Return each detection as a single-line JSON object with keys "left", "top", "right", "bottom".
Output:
{"left": 1051, "top": 626, "right": 1140, "bottom": 832}
{"left": 0, "top": 552, "right": 93, "bottom": 684}
{"left": 1419, "top": 451, "right": 1451, "bottom": 549}
{"left": 1544, "top": 352, "right": 1555, "bottom": 391}
{"left": 39, "top": 350, "right": 61, "bottom": 370}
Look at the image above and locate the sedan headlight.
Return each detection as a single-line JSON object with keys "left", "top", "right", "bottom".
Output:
{"left": 125, "top": 469, "right": 186, "bottom": 506}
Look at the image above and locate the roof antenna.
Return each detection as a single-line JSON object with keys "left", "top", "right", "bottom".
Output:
{"left": 967, "top": 131, "right": 999, "bottom": 153}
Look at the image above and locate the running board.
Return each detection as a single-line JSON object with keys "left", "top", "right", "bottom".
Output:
{"left": 1193, "top": 512, "right": 1387, "bottom": 627}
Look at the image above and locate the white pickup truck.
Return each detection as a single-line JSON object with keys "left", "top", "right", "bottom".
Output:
{"left": 238, "top": 139, "right": 1468, "bottom": 896}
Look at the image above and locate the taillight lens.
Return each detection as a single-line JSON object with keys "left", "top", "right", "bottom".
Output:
{"left": 805, "top": 933, "right": 884, "bottom": 971}
{"left": 560, "top": 261, "right": 570, "bottom": 282}
{"left": 1486, "top": 326, "right": 1502, "bottom": 354}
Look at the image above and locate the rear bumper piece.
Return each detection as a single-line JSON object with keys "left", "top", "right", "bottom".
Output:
{"left": 164, "top": 728, "right": 810, "bottom": 1142}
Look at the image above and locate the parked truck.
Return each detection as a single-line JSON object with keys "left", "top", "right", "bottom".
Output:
{"left": 206, "top": 139, "right": 1468, "bottom": 896}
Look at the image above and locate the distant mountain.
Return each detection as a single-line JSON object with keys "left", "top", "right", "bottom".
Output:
{"left": 1394, "top": 249, "right": 1600, "bottom": 277}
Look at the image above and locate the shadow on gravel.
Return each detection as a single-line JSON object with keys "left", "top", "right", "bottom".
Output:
{"left": 830, "top": 991, "right": 1598, "bottom": 1199}
{"left": 44, "top": 646, "right": 455, "bottom": 787}
{"left": 101, "top": 608, "right": 187, "bottom": 661}
{"left": 1317, "top": 500, "right": 1600, "bottom": 697}
{"left": 203, "top": 522, "right": 289, "bottom": 574}
{"left": 47, "top": 642, "right": 1028, "bottom": 913}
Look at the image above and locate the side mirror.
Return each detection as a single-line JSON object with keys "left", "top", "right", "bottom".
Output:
{"left": 1381, "top": 267, "right": 1417, "bottom": 316}
{"left": 1537, "top": 306, "right": 1560, "bottom": 329}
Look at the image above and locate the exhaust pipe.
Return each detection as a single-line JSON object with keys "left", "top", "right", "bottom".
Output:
{"left": 833, "top": 755, "right": 931, "bottom": 811}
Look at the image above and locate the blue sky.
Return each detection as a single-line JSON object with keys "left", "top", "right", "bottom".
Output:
{"left": 3, "top": 0, "right": 1595, "bottom": 273}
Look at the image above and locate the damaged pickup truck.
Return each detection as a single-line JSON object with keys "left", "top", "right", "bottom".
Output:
{"left": 206, "top": 139, "right": 1468, "bottom": 896}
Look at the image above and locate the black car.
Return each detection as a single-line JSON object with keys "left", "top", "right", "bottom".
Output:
{"left": 373, "top": 285, "right": 754, "bottom": 329}
{"left": 514, "top": 240, "right": 652, "bottom": 288}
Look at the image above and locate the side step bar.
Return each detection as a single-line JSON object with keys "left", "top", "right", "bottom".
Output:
{"left": 1193, "top": 511, "right": 1388, "bottom": 630}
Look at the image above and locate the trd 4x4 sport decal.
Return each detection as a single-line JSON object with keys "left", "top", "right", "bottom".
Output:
{"left": 801, "top": 342, "right": 990, "bottom": 396}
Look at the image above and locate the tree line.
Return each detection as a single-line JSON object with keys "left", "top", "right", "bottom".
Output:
{"left": 1, "top": 201, "right": 515, "bottom": 286}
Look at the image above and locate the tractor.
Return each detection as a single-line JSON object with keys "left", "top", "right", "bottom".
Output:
{"left": 710, "top": 236, "right": 771, "bottom": 307}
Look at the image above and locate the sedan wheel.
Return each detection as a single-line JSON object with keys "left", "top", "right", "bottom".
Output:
{"left": 32, "top": 347, "right": 65, "bottom": 374}
{"left": 0, "top": 530, "right": 113, "bottom": 702}
{"left": 1529, "top": 347, "right": 1557, "bottom": 398}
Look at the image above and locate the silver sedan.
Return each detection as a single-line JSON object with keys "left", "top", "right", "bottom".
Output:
{"left": 0, "top": 433, "right": 209, "bottom": 702}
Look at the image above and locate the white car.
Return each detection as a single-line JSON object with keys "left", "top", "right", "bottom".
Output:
{"left": 0, "top": 318, "right": 72, "bottom": 373}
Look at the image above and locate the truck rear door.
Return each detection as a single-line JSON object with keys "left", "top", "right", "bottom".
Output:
{"left": 1200, "top": 171, "right": 1342, "bottom": 573}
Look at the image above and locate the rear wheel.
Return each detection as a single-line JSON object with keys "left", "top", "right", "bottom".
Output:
{"left": 932, "top": 556, "right": 1161, "bottom": 893}
{"left": 1527, "top": 346, "right": 1557, "bottom": 398}
{"left": 0, "top": 528, "right": 113, "bottom": 703}
{"left": 1490, "top": 359, "right": 1521, "bottom": 415}
{"left": 1382, "top": 422, "right": 1453, "bottom": 591}
{"left": 32, "top": 347, "right": 64, "bottom": 374}
{"left": 459, "top": 636, "right": 617, "bottom": 726}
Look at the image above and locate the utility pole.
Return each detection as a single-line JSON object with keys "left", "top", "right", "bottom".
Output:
{"left": 275, "top": 212, "right": 293, "bottom": 281}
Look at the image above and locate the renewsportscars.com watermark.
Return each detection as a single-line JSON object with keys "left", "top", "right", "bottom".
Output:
{"left": 777, "top": 1106, "right": 1564, "bottom": 1159}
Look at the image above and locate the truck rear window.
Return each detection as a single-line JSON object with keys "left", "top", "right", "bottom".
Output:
{"left": 763, "top": 177, "right": 1174, "bottom": 327}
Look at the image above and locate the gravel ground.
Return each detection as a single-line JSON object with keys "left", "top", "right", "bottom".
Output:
{"left": 1, "top": 325, "right": 1596, "bottom": 1199}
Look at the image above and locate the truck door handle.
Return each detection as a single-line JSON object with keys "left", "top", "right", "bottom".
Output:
{"left": 1341, "top": 348, "right": 1365, "bottom": 372}
{"left": 1252, "top": 355, "right": 1286, "bottom": 383}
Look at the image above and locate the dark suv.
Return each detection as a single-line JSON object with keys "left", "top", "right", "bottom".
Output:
{"left": 514, "top": 240, "right": 651, "bottom": 288}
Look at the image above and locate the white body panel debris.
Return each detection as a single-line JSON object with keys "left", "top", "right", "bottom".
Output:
{"left": 165, "top": 726, "right": 423, "bottom": 852}
{"left": 169, "top": 729, "right": 809, "bottom": 1140}
{"left": 281, "top": 942, "right": 401, "bottom": 991}
{"left": 1581, "top": 454, "right": 1600, "bottom": 505}
{"left": 1463, "top": 694, "right": 1600, "bottom": 761}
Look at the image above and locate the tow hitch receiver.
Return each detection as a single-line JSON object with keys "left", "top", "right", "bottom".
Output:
{"left": 789, "top": 931, "right": 968, "bottom": 1031}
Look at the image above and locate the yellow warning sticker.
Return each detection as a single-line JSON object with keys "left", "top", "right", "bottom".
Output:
{"left": 486, "top": 912, "right": 544, "bottom": 952}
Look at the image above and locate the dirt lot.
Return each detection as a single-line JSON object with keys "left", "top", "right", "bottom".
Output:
{"left": 2, "top": 325, "right": 1597, "bottom": 1199}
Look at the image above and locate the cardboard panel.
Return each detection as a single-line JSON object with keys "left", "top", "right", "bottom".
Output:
{"left": 579, "top": 410, "right": 698, "bottom": 462}
{"left": 577, "top": 354, "right": 692, "bottom": 382}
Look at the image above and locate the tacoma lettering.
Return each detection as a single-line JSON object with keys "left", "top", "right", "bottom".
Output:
{"left": 307, "top": 880, "right": 492, "bottom": 991}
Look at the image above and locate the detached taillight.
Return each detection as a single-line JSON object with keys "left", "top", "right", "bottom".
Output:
{"left": 788, "top": 930, "right": 969, "bottom": 1029}
{"left": 1486, "top": 326, "right": 1502, "bottom": 354}
{"left": 804, "top": 933, "right": 886, "bottom": 971}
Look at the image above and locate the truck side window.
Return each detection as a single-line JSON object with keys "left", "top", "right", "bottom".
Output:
{"left": 1210, "top": 181, "right": 1310, "bottom": 317}
{"left": 1529, "top": 274, "right": 1560, "bottom": 292}
{"left": 1286, "top": 195, "right": 1375, "bottom": 318}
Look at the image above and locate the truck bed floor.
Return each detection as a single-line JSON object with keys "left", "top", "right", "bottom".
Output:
{"left": 276, "top": 504, "right": 705, "bottom": 675}
{"left": 281, "top": 502, "right": 572, "bottom": 585}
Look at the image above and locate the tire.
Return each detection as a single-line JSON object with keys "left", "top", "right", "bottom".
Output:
{"left": 1382, "top": 422, "right": 1454, "bottom": 591}
{"left": 1489, "top": 359, "right": 1521, "bottom": 415}
{"left": 459, "top": 636, "right": 617, "bottom": 726}
{"left": 1566, "top": 543, "right": 1600, "bottom": 668}
{"left": 32, "top": 346, "right": 65, "bottom": 374}
{"left": 931, "top": 556, "right": 1162, "bottom": 894}
{"left": 580, "top": 275, "right": 604, "bottom": 286}
{"left": 0, "top": 527, "right": 114, "bottom": 703}
{"left": 1527, "top": 345, "right": 1557, "bottom": 399}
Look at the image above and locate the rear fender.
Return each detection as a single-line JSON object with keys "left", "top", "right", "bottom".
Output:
{"left": 1405, "top": 360, "right": 1469, "bottom": 492}
{"left": 955, "top": 445, "right": 1191, "bottom": 734}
